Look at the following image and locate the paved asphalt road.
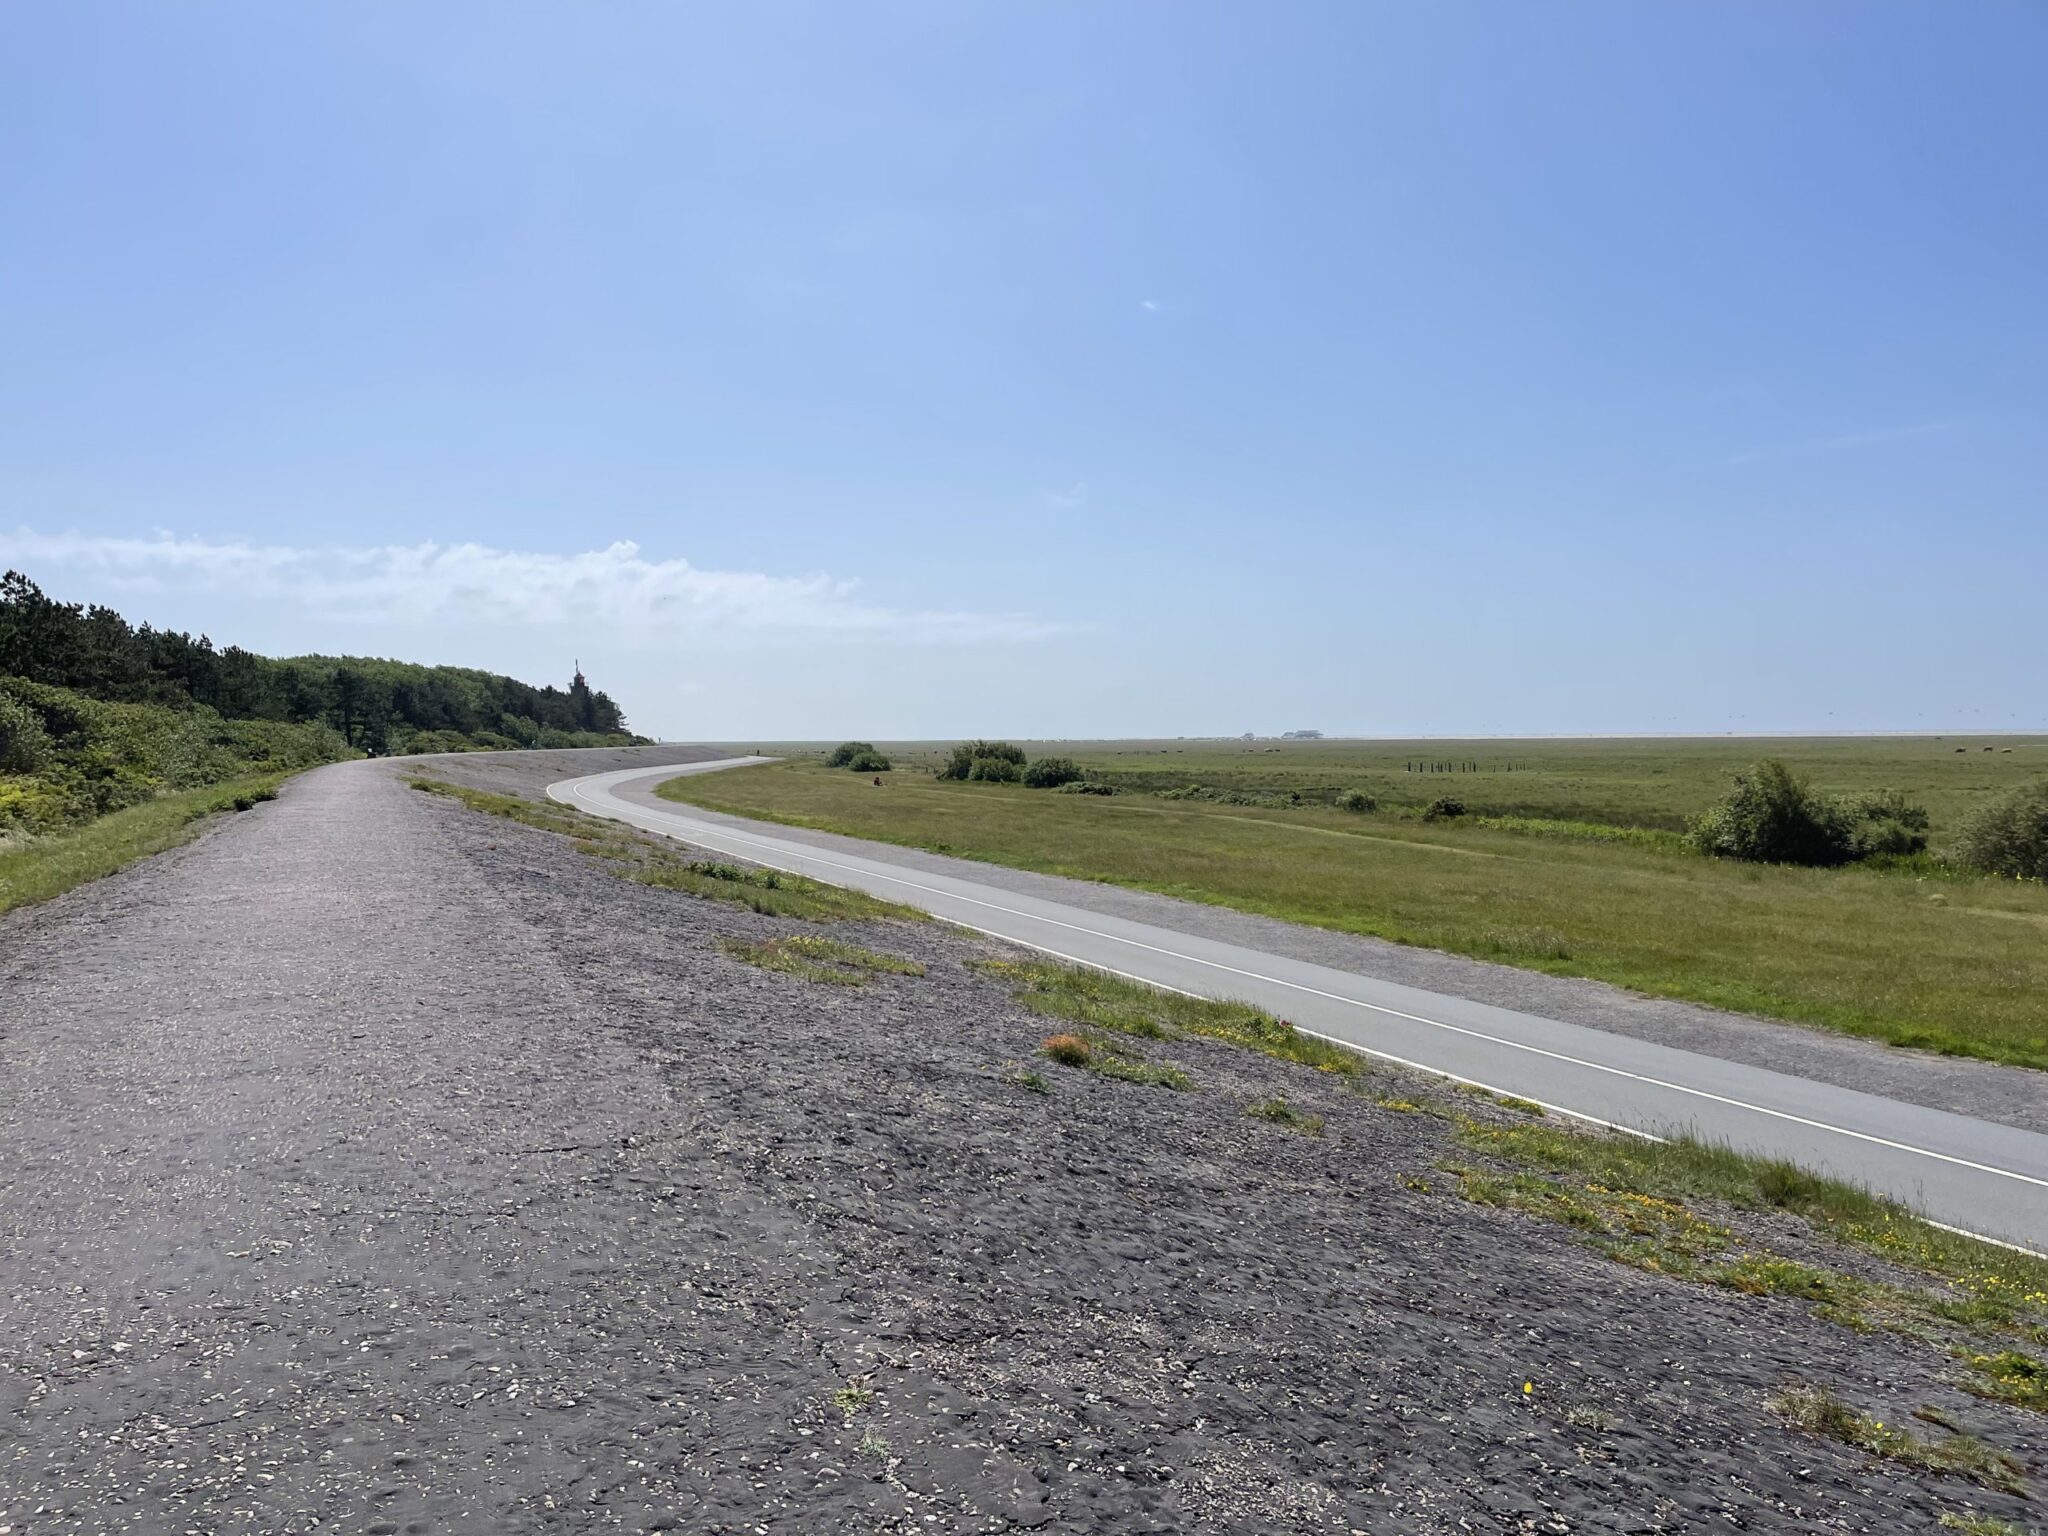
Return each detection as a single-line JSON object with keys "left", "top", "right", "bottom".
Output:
{"left": 555, "top": 759, "right": 2048, "bottom": 1253}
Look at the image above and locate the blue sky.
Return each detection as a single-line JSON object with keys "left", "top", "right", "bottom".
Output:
{"left": 3, "top": 2, "right": 2042, "bottom": 739}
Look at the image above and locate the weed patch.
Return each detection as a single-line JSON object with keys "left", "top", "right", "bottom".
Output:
{"left": 718, "top": 934, "right": 925, "bottom": 987}
{"left": 1245, "top": 1097, "right": 1325, "bottom": 1136}
{"left": 1769, "top": 1382, "right": 2024, "bottom": 1493}
{"left": 972, "top": 956, "right": 1359, "bottom": 1075}
{"left": 1038, "top": 1029, "right": 1190, "bottom": 1089}
{"left": 830, "top": 1383, "right": 875, "bottom": 1419}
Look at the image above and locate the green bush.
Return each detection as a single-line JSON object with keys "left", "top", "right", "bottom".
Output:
{"left": 1337, "top": 789, "right": 1377, "bottom": 813}
{"left": 1023, "top": 756, "right": 1082, "bottom": 788}
{"left": 1844, "top": 790, "right": 1930, "bottom": 860}
{"left": 846, "top": 749, "right": 892, "bottom": 772}
{"left": 1688, "top": 761, "right": 1851, "bottom": 865}
{"left": 938, "top": 740, "right": 1027, "bottom": 781}
{"left": 1687, "top": 765, "right": 1851, "bottom": 872}
{"left": 1954, "top": 780, "right": 2048, "bottom": 880}
{"left": 1423, "top": 795, "right": 1466, "bottom": 822}
{"left": 826, "top": 741, "right": 878, "bottom": 768}
{"left": 1055, "top": 781, "right": 1117, "bottom": 796}
{"left": 968, "top": 754, "right": 1022, "bottom": 783}
{"left": 0, "top": 688, "right": 54, "bottom": 773}
{"left": 0, "top": 676, "right": 346, "bottom": 833}
{"left": 1687, "top": 760, "right": 1929, "bottom": 868}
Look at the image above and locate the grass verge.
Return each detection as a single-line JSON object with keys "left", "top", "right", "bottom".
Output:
{"left": 1443, "top": 1114, "right": 2048, "bottom": 1426}
{"left": 409, "top": 776, "right": 921, "bottom": 924}
{"left": 718, "top": 934, "right": 925, "bottom": 986}
{"left": 0, "top": 773, "right": 288, "bottom": 918}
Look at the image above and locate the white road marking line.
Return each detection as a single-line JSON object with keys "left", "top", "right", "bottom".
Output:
{"left": 560, "top": 773, "right": 2048, "bottom": 1204}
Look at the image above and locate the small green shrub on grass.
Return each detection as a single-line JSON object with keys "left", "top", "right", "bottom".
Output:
{"left": 1846, "top": 790, "right": 1931, "bottom": 858}
{"left": 1689, "top": 760, "right": 1929, "bottom": 867}
{"left": 845, "top": 749, "right": 892, "bottom": 772}
{"left": 718, "top": 934, "right": 926, "bottom": 986}
{"left": 1423, "top": 795, "right": 1466, "bottom": 822}
{"left": 1055, "top": 780, "right": 1118, "bottom": 795}
{"left": 968, "top": 755, "right": 1022, "bottom": 783}
{"left": 937, "top": 740, "right": 1027, "bottom": 781}
{"left": 1023, "top": 756, "right": 1083, "bottom": 789}
{"left": 825, "top": 741, "right": 879, "bottom": 768}
{"left": 1954, "top": 780, "right": 2048, "bottom": 881}
{"left": 1337, "top": 790, "right": 1376, "bottom": 813}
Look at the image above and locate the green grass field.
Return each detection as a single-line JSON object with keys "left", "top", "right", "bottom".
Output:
{"left": 665, "top": 738, "right": 2048, "bottom": 1069}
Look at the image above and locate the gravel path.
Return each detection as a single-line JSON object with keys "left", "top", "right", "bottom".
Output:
{"left": 0, "top": 757, "right": 2038, "bottom": 1533}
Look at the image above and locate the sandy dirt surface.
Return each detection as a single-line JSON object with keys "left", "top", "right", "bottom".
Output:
{"left": 0, "top": 756, "right": 2037, "bottom": 1533}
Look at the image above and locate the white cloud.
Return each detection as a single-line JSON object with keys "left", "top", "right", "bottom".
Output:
{"left": 1139, "top": 299, "right": 1161, "bottom": 312}
{"left": 0, "top": 528, "right": 1067, "bottom": 644}
{"left": 1043, "top": 482, "right": 1090, "bottom": 512}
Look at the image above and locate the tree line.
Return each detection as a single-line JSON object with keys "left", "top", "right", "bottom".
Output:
{"left": 0, "top": 570, "right": 635, "bottom": 753}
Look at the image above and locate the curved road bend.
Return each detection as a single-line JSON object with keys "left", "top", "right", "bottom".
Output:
{"left": 553, "top": 759, "right": 2048, "bottom": 1253}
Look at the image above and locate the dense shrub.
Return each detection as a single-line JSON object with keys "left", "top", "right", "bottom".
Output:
{"left": 1843, "top": 790, "right": 1930, "bottom": 860}
{"left": 0, "top": 689, "right": 53, "bottom": 773}
{"left": 968, "top": 754, "right": 1022, "bottom": 783}
{"left": 0, "top": 676, "right": 346, "bottom": 834}
{"left": 846, "top": 749, "right": 892, "bottom": 772}
{"left": 938, "top": 739, "right": 1027, "bottom": 781}
{"left": 1423, "top": 796, "right": 1466, "bottom": 822}
{"left": 825, "top": 741, "right": 877, "bottom": 768}
{"left": 1687, "top": 760, "right": 1928, "bottom": 867}
{"left": 1055, "top": 781, "right": 1117, "bottom": 796}
{"left": 1687, "top": 761, "right": 1850, "bottom": 865}
{"left": 1337, "top": 789, "right": 1376, "bottom": 813}
{"left": 1023, "top": 756, "right": 1082, "bottom": 789}
{"left": 1954, "top": 780, "right": 2048, "bottom": 880}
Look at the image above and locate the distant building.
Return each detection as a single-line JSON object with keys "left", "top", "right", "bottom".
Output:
{"left": 1281, "top": 729, "right": 1324, "bottom": 740}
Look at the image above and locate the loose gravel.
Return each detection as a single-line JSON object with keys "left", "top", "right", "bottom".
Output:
{"left": 0, "top": 757, "right": 2037, "bottom": 1534}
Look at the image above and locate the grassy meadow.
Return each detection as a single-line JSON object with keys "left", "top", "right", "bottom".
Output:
{"left": 665, "top": 737, "right": 2048, "bottom": 1069}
